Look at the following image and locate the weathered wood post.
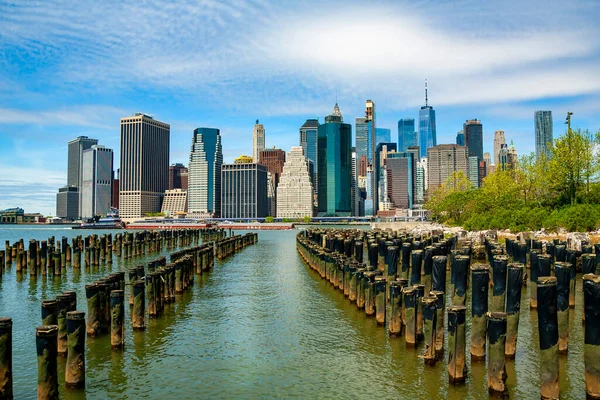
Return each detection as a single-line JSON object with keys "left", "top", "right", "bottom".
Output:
{"left": 421, "top": 296, "right": 437, "bottom": 365}
{"left": 432, "top": 255, "right": 447, "bottom": 292}
{"left": 41, "top": 300, "right": 58, "bottom": 326}
{"left": 491, "top": 255, "right": 508, "bottom": 312}
{"left": 537, "top": 276, "right": 559, "bottom": 400}
{"left": 386, "top": 246, "right": 399, "bottom": 300}
{"left": 0, "top": 318, "right": 12, "bottom": 399}
{"left": 431, "top": 290, "right": 445, "bottom": 357}
{"left": 110, "top": 290, "right": 124, "bottom": 349}
{"left": 487, "top": 311, "right": 508, "bottom": 395}
{"left": 410, "top": 250, "right": 423, "bottom": 286}
{"left": 452, "top": 255, "right": 470, "bottom": 306}
{"left": 414, "top": 284, "right": 425, "bottom": 341}
{"left": 505, "top": 263, "right": 524, "bottom": 358}
{"left": 389, "top": 281, "right": 403, "bottom": 336}
{"left": 566, "top": 249, "right": 577, "bottom": 308}
{"left": 132, "top": 280, "right": 145, "bottom": 330}
{"left": 583, "top": 274, "right": 600, "bottom": 399}
{"left": 364, "top": 271, "right": 377, "bottom": 317}
{"left": 555, "top": 262, "right": 570, "bottom": 355}
{"left": 401, "top": 243, "right": 411, "bottom": 280}
{"left": 375, "top": 276, "right": 386, "bottom": 325}
{"left": 57, "top": 293, "right": 75, "bottom": 356}
{"left": 85, "top": 284, "right": 101, "bottom": 336}
{"left": 448, "top": 305, "right": 467, "bottom": 384}
{"left": 403, "top": 286, "right": 417, "bottom": 346}
{"left": 423, "top": 247, "right": 434, "bottom": 296}
{"left": 65, "top": 310, "right": 85, "bottom": 388}
{"left": 36, "top": 325, "right": 58, "bottom": 400}
{"left": 470, "top": 264, "right": 489, "bottom": 361}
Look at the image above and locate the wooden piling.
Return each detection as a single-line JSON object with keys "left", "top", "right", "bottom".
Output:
{"left": 487, "top": 312, "right": 508, "bottom": 395}
{"left": 470, "top": 264, "right": 489, "bottom": 361}
{"left": 505, "top": 263, "right": 524, "bottom": 358}
{"left": 36, "top": 325, "right": 58, "bottom": 400}
{"left": 448, "top": 305, "right": 467, "bottom": 384}
{"left": 0, "top": 318, "right": 12, "bottom": 399}
{"left": 65, "top": 311, "right": 85, "bottom": 388}
{"left": 110, "top": 290, "right": 125, "bottom": 349}
{"left": 583, "top": 274, "right": 600, "bottom": 399}
{"left": 537, "top": 276, "right": 559, "bottom": 400}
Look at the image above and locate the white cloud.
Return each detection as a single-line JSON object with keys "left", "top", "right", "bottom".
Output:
{"left": 0, "top": 105, "right": 126, "bottom": 129}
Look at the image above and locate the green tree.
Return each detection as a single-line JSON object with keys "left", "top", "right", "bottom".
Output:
{"left": 265, "top": 216, "right": 274, "bottom": 223}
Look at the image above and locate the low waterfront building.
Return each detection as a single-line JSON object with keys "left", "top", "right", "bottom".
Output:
{"left": 161, "top": 189, "right": 188, "bottom": 217}
{"left": 0, "top": 207, "right": 25, "bottom": 223}
{"left": 276, "top": 146, "right": 313, "bottom": 218}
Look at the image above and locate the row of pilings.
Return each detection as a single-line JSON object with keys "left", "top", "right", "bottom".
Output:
{"left": 296, "top": 228, "right": 600, "bottom": 399}
{"left": 0, "top": 228, "right": 227, "bottom": 276}
{"left": 0, "top": 228, "right": 257, "bottom": 399}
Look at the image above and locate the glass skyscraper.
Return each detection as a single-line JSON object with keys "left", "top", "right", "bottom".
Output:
{"left": 464, "top": 119, "right": 483, "bottom": 161}
{"left": 456, "top": 131, "right": 465, "bottom": 146}
{"left": 375, "top": 128, "right": 391, "bottom": 147}
{"left": 299, "top": 119, "right": 319, "bottom": 167}
{"left": 355, "top": 117, "right": 369, "bottom": 162}
{"left": 397, "top": 118, "right": 416, "bottom": 152}
{"left": 374, "top": 142, "right": 397, "bottom": 213}
{"left": 419, "top": 106, "right": 436, "bottom": 158}
{"left": 535, "top": 110, "right": 553, "bottom": 159}
{"left": 188, "top": 127, "right": 223, "bottom": 217}
{"left": 317, "top": 105, "right": 352, "bottom": 216}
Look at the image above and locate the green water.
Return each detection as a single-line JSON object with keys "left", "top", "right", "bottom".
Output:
{"left": 0, "top": 226, "right": 587, "bottom": 399}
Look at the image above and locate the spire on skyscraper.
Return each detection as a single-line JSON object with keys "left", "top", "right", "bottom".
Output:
{"left": 333, "top": 103, "right": 342, "bottom": 118}
{"left": 425, "top": 79, "right": 428, "bottom": 107}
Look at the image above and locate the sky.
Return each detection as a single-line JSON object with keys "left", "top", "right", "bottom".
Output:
{"left": 0, "top": 0, "right": 599, "bottom": 216}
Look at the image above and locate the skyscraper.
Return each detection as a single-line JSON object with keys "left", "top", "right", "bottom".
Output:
{"left": 468, "top": 156, "right": 479, "bottom": 188}
{"left": 259, "top": 148, "right": 286, "bottom": 216}
{"left": 65, "top": 135, "right": 98, "bottom": 218}
{"left": 252, "top": 120, "right": 265, "bottom": 162}
{"left": 119, "top": 113, "right": 170, "bottom": 218}
{"left": 80, "top": 145, "right": 113, "bottom": 218}
{"left": 168, "top": 163, "right": 188, "bottom": 190}
{"left": 188, "top": 127, "right": 223, "bottom": 217}
{"left": 56, "top": 186, "right": 79, "bottom": 220}
{"left": 221, "top": 163, "right": 268, "bottom": 219}
{"left": 374, "top": 143, "right": 397, "bottom": 213}
{"left": 317, "top": 104, "right": 352, "bottom": 216}
{"left": 456, "top": 131, "right": 465, "bottom": 146}
{"left": 386, "top": 152, "right": 415, "bottom": 209}
{"left": 375, "top": 128, "right": 391, "bottom": 146}
{"left": 418, "top": 82, "right": 436, "bottom": 158}
{"left": 493, "top": 130, "right": 506, "bottom": 165}
{"left": 464, "top": 119, "right": 483, "bottom": 161}
{"left": 299, "top": 118, "right": 319, "bottom": 172}
{"left": 535, "top": 111, "right": 553, "bottom": 159}
{"left": 276, "top": 146, "right": 313, "bottom": 218}
{"left": 398, "top": 118, "right": 416, "bottom": 152}
{"left": 355, "top": 117, "right": 369, "bottom": 162}
{"left": 366, "top": 100, "right": 376, "bottom": 214}
{"left": 427, "top": 144, "right": 469, "bottom": 188}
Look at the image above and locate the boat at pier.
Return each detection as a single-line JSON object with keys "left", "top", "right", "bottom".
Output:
{"left": 72, "top": 216, "right": 124, "bottom": 229}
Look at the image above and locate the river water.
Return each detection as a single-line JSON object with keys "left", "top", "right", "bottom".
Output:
{"left": 0, "top": 225, "right": 587, "bottom": 399}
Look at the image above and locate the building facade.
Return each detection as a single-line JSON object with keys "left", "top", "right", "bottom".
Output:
{"left": 56, "top": 186, "right": 79, "bottom": 220}
{"left": 355, "top": 117, "right": 369, "bottom": 162}
{"left": 252, "top": 120, "right": 265, "bottom": 162}
{"left": 418, "top": 84, "right": 436, "bottom": 158}
{"left": 188, "top": 128, "right": 223, "bottom": 217}
{"left": 317, "top": 105, "right": 352, "bottom": 216}
{"left": 535, "top": 110, "right": 553, "bottom": 159}
{"left": 456, "top": 131, "right": 465, "bottom": 146}
{"left": 468, "top": 156, "right": 479, "bottom": 188}
{"left": 427, "top": 144, "right": 469, "bottom": 188}
{"left": 276, "top": 146, "right": 313, "bottom": 218}
{"left": 374, "top": 143, "right": 397, "bottom": 214}
{"left": 386, "top": 152, "right": 414, "bottom": 209}
{"left": 221, "top": 163, "right": 268, "bottom": 219}
{"left": 161, "top": 189, "right": 188, "bottom": 216}
{"left": 375, "top": 128, "right": 391, "bottom": 147}
{"left": 493, "top": 130, "right": 506, "bottom": 165}
{"left": 64, "top": 135, "right": 98, "bottom": 218}
{"left": 168, "top": 163, "right": 188, "bottom": 190}
{"left": 397, "top": 118, "right": 416, "bottom": 152}
{"left": 119, "top": 113, "right": 170, "bottom": 218}
{"left": 299, "top": 119, "right": 319, "bottom": 169}
{"left": 80, "top": 145, "right": 113, "bottom": 218}
{"left": 259, "top": 148, "right": 286, "bottom": 216}
{"left": 464, "top": 119, "right": 483, "bottom": 161}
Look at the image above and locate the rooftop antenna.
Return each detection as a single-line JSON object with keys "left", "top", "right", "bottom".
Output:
{"left": 425, "top": 79, "right": 428, "bottom": 107}
{"left": 335, "top": 89, "right": 338, "bottom": 105}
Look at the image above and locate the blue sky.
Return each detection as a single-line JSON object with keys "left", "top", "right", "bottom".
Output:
{"left": 1, "top": 0, "right": 599, "bottom": 215}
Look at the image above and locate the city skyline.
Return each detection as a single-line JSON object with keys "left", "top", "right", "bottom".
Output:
{"left": 1, "top": 0, "right": 599, "bottom": 215}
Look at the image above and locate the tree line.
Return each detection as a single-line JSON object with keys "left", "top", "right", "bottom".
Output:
{"left": 426, "top": 126, "right": 600, "bottom": 232}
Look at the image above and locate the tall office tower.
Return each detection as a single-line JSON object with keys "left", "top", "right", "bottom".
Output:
{"left": 506, "top": 141, "right": 519, "bottom": 170}
{"left": 259, "top": 148, "right": 286, "bottom": 216}
{"left": 464, "top": 119, "right": 483, "bottom": 161}
{"left": 221, "top": 163, "right": 268, "bottom": 219}
{"left": 299, "top": 119, "right": 319, "bottom": 189}
{"left": 415, "top": 161, "right": 425, "bottom": 204}
{"left": 418, "top": 82, "right": 437, "bottom": 158}
{"left": 397, "top": 118, "right": 416, "bottom": 152}
{"left": 375, "top": 128, "right": 391, "bottom": 146}
{"left": 351, "top": 149, "right": 360, "bottom": 216}
{"left": 188, "top": 128, "right": 223, "bottom": 217}
{"left": 366, "top": 100, "right": 376, "bottom": 213}
{"left": 358, "top": 155, "right": 368, "bottom": 179}
{"left": 406, "top": 146, "right": 420, "bottom": 202}
{"left": 266, "top": 171, "right": 276, "bottom": 216}
{"left": 456, "top": 131, "right": 465, "bottom": 146}
{"left": 374, "top": 143, "right": 397, "bottom": 214}
{"left": 535, "top": 111, "right": 553, "bottom": 159}
{"left": 317, "top": 104, "right": 352, "bottom": 217}
{"left": 427, "top": 144, "right": 469, "bottom": 188}
{"left": 386, "top": 151, "right": 415, "bottom": 209}
{"left": 56, "top": 186, "right": 79, "bottom": 220}
{"left": 420, "top": 157, "right": 429, "bottom": 192}
{"left": 276, "top": 146, "right": 313, "bottom": 218}
{"left": 80, "top": 145, "right": 113, "bottom": 218}
{"left": 252, "top": 120, "right": 265, "bottom": 162}
{"left": 119, "top": 113, "right": 170, "bottom": 218}
{"left": 66, "top": 136, "right": 98, "bottom": 218}
{"left": 483, "top": 152, "right": 491, "bottom": 169}
{"left": 493, "top": 130, "right": 506, "bottom": 164}
{"left": 168, "top": 163, "right": 188, "bottom": 190}
{"left": 355, "top": 117, "right": 369, "bottom": 162}
{"left": 468, "top": 156, "right": 479, "bottom": 188}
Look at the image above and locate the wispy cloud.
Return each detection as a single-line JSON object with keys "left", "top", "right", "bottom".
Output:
{"left": 0, "top": 105, "right": 126, "bottom": 129}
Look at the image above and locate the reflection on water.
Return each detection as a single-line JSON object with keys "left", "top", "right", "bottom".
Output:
{"left": 0, "top": 227, "right": 587, "bottom": 398}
